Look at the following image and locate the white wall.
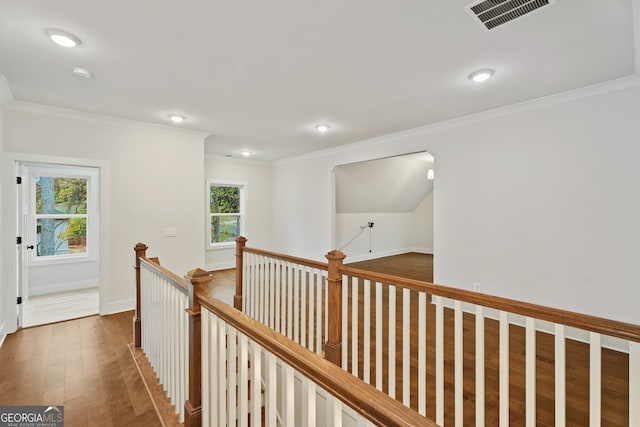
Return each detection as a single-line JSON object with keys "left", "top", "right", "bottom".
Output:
{"left": 410, "top": 190, "right": 434, "bottom": 254}
{"left": 204, "top": 154, "right": 273, "bottom": 270}
{"left": 336, "top": 213, "right": 413, "bottom": 262}
{"left": 274, "top": 78, "right": 640, "bottom": 324}
{"left": 2, "top": 102, "right": 206, "bottom": 323}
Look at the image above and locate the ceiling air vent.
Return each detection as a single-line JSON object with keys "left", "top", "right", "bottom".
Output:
{"left": 466, "top": 0, "right": 555, "bottom": 31}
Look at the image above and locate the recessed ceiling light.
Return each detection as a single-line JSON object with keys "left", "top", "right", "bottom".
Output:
{"left": 45, "top": 29, "right": 81, "bottom": 47}
{"left": 71, "top": 67, "right": 92, "bottom": 79}
{"left": 241, "top": 150, "right": 251, "bottom": 157}
{"left": 168, "top": 114, "right": 185, "bottom": 123}
{"left": 469, "top": 69, "right": 494, "bottom": 83}
{"left": 315, "top": 124, "right": 330, "bottom": 133}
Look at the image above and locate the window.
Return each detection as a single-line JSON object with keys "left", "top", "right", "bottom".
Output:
{"left": 34, "top": 175, "right": 89, "bottom": 258}
{"left": 208, "top": 183, "right": 244, "bottom": 247}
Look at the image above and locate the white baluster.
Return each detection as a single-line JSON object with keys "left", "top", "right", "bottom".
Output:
{"left": 590, "top": 332, "right": 601, "bottom": 427}
{"left": 342, "top": 274, "right": 348, "bottom": 370}
{"left": 316, "top": 270, "right": 323, "bottom": 355}
{"left": 308, "top": 271, "right": 316, "bottom": 353}
{"left": 526, "top": 317, "right": 536, "bottom": 427}
{"left": 331, "top": 397, "right": 343, "bottom": 427}
{"left": 476, "top": 306, "right": 485, "bottom": 427}
{"left": 238, "top": 332, "right": 249, "bottom": 427}
{"left": 418, "top": 292, "right": 427, "bottom": 416}
{"left": 202, "top": 309, "right": 210, "bottom": 427}
{"left": 269, "top": 259, "right": 275, "bottom": 329}
{"left": 218, "top": 319, "right": 227, "bottom": 426}
{"left": 287, "top": 263, "right": 293, "bottom": 340}
{"left": 454, "top": 300, "right": 463, "bottom": 426}
{"left": 403, "top": 288, "right": 411, "bottom": 407}
{"left": 281, "top": 364, "right": 296, "bottom": 427}
{"left": 228, "top": 327, "right": 237, "bottom": 426}
{"left": 364, "top": 279, "right": 371, "bottom": 384}
{"left": 435, "top": 295, "right": 444, "bottom": 425}
{"left": 376, "top": 282, "right": 383, "bottom": 391}
{"left": 352, "top": 276, "right": 359, "bottom": 377}
{"left": 275, "top": 259, "right": 281, "bottom": 333}
{"left": 294, "top": 265, "right": 300, "bottom": 344}
{"left": 211, "top": 311, "right": 220, "bottom": 424}
{"left": 265, "top": 352, "right": 277, "bottom": 426}
{"left": 499, "top": 311, "right": 509, "bottom": 427}
{"left": 301, "top": 266, "right": 307, "bottom": 348}
{"left": 250, "top": 340, "right": 262, "bottom": 427}
{"left": 554, "top": 324, "right": 566, "bottom": 427}
{"left": 303, "top": 378, "right": 316, "bottom": 427}
{"left": 388, "top": 285, "right": 396, "bottom": 398}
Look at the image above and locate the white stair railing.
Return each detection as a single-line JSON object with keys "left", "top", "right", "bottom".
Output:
{"left": 199, "top": 294, "right": 434, "bottom": 427}
{"left": 139, "top": 257, "right": 189, "bottom": 423}
{"left": 339, "top": 265, "right": 640, "bottom": 427}
{"left": 241, "top": 248, "right": 329, "bottom": 356}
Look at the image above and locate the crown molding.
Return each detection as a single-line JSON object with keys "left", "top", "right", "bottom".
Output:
{"left": 276, "top": 74, "right": 640, "bottom": 165}
{"left": 0, "top": 75, "right": 15, "bottom": 106}
{"left": 5, "top": 100, "right": 212, "bottom": 140}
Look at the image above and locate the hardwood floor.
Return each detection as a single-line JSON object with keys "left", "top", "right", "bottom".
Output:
{"left": 0, "top": 312, "right": 161, "bottom": 426}
{"left": 346, "top": 252, "right": 433, "bottom": 283}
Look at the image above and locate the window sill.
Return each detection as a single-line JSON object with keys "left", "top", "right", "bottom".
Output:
{"left": 29, "top": 253, "right": 98, "bottom": 266}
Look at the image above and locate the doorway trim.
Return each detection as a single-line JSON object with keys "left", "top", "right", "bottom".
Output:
{"left": 2, "top": 152, "right": 111, "bottom": 333}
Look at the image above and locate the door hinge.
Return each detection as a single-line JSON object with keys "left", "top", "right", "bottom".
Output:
{"left": 17, "top": 297, "right": 22, "bottom": 305}
{"left": 16, "top": 236, "right": 22, "bottom": 244}
{"left": 16, "top": 176, "right": 22, "bottom": 184}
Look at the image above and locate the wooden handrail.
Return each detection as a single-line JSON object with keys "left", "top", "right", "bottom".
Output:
{"left": 197, "top": 292, "right": 436, "bottom": 427}
{"left": 339, "top": 265, "right": 640, "bottom": 343}
{"left": 242, "top": 245, "right": 329, "bottom": 270}
{"left": 139, "top": 257, "right": 189, "bottom": 294}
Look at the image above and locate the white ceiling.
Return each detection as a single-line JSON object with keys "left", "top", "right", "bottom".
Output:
{"left": 0, "top": 0, "right": 636, "bottom": 160}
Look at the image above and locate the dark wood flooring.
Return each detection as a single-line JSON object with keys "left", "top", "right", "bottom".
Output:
{"left": 0, "top": 312, "right": 161, "bottom": 427}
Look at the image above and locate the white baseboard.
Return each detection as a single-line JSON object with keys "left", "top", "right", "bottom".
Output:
{"left": 103, "top": 298, "right": 135, "bottom": 315}
{"left": 29, "top": 279, "right": 99, "bottom": 296}
{"left": 410, "top": 247, "right": 433, "bottom": 254}
{"left": 205, "top": 261, "right": 236, "bottom": 272}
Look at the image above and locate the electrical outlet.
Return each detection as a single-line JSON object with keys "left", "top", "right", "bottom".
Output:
{"left": 473, "top": 282, "right": 481, "bottom": 292}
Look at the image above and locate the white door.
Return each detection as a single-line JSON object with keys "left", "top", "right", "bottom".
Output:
{"left": 16, "top": 162, "right": 29, "bottom": 327}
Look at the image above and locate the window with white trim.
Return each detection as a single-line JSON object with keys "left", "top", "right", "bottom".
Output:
{"left": 208, "top": 183, "right": 244, "bottom": 247}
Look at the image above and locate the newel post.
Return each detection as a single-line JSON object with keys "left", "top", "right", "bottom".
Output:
{"left": 184, "top": 268, "right": 213, "bottom": 427}
{"left": 234, "top": 236, "right": 247, "bottom": 310}
{"left": 325, "top": 249, "right": 346, "bottom": 366}
{"left": 133, "top": 242, "right": 148, "bottom": 348}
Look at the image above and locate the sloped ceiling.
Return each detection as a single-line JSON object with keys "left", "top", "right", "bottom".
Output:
{"left": 335, "top": 152, "right": 433, "bottom": 213}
